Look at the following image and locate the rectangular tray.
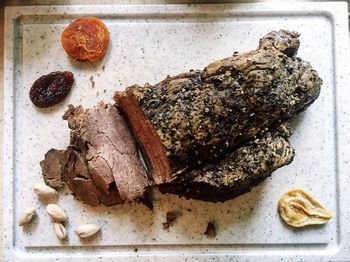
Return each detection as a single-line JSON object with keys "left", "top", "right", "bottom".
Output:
{"left": 3, "top": 3, "right": 350, "bottom": 261}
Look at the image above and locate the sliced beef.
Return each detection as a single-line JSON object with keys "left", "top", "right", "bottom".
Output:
{"left": 41, "top": 148, "right": 122, "bottom": 206}
{"left": 115, "top": 92, "right": 172, "bottom": 185}
{"left": 40, "top": 148, "right": 68, "bottom": 188}
{"left": 64, "top": 148, "right": 123, "bottom": 206}
{"left": 63, "top": 102, "right": 149, "bottom": 203}
{"left": 41, "top": 102, "right": 149, "bottom": 206}
{"left": 114, "top": 30, "right": 322, "bottom": 182}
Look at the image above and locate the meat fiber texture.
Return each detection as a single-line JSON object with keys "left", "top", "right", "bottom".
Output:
{"left": 41, "top": 102, "right": 149, "bottom": 206}
{"left": 41, "top": 30, "right": 322, "bottom": 205}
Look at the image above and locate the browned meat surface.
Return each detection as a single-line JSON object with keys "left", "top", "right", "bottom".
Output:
{"left": 115, "top": 92, "right": 172, "bottom": 184}
{"left": 116, "top": 30, "right": 322, "bottom": 181}
{"left": 158, "top": 124, "right": 294, "bottom": 202}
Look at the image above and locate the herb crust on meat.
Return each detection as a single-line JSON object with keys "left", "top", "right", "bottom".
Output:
{"left": 115, "top": 30, "right": 322, "bottom": 188}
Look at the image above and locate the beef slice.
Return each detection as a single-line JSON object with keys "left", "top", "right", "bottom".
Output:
{"left": 63, "top": 102, "right": 149, "bottom": 202}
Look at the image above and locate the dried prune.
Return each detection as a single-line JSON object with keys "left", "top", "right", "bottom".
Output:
{"left": 29, "top": 71, "right": 74, "bottom": 108}
{"left": 61, "top": 17, "right": 109, "bottom": 62}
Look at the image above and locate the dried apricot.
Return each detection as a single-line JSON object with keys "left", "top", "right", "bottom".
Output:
{"left": 61, "top": 17, "right": 109, "bottom": 62}
{"left": 29, "top": 71, "right": 74, "bottom": 108}
{"left": 278, "top": 189, "right": 332, "bottom": 228}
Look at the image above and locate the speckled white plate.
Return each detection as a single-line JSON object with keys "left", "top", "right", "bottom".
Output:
{"left": 3, "top": 3, "right": 350, "bottom": 262}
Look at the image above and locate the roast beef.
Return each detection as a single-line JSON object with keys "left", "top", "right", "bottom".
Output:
{"left": 41, "top": 102, "right": 149, "bottom": 206}
{"left": 40, "top": 148, "right": 68, "bottom": 188}
{"left": 114, "top": 30, "right": 322, "bottom": 187}
{"left": 41, "top": 30, "right": 322, "bottom": 205}
{"left": 41, "top": 148, "right": 123, "bottom": 206}
{"left": 158, "top": 123, "right": 294, "bottom": 202}
{"left": 63, "top": 102, "right": 149, "bottom": 202}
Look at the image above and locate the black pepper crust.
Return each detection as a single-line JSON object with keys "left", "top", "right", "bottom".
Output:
{"left": 158, "top": 125, "right": 295, "bottom": 202}
{"left": 126, "top": 30, "right": 322, "bottom": 173}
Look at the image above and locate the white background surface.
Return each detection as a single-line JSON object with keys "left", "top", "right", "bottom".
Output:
{"left": 1, "top": 1, "right": 350, "bottom": 261}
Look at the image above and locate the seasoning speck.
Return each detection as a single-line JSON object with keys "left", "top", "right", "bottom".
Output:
{"left": 90, "top": 76, "right": 95, "bottom": 88}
